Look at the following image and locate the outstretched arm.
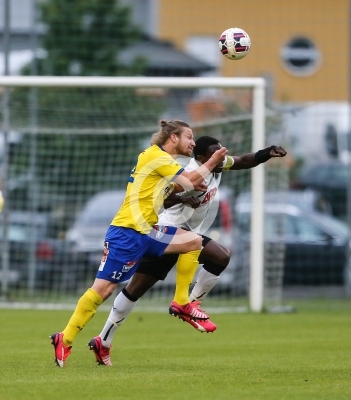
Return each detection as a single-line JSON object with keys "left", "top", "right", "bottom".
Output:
{"left": 228, "top": 146, "right": 287, "bottom": 170}
{"left": 175, "top": 147, "right": 228, "bottom": 188}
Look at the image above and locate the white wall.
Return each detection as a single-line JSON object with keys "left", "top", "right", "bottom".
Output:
{"left": 0, "top": 0, "right": 34, "bottom": 31}
{"left": 284, "top": 102, "right": 351, "bottom": 165}
{"left": 120, "top": 0, "right": 159, "bottom": 36}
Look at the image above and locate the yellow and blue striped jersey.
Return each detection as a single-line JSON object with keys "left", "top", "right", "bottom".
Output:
{"left": 112, "top": 144, "right": 184, "bottom": 233}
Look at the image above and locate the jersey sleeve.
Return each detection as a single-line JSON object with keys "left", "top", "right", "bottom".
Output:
{"left": 153, "top": 153, "right": 184, "bottom": 181}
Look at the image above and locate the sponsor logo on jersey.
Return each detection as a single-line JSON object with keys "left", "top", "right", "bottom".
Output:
{"left": 154, "top": 224, "right": 169, "bottom": 239}
{"left": 98, "top": 241, "right": 109, "bottom": 271}
{"left": 122, "top": 259, "right": 139, "bottom": 272}
{"left": 201, "top": 188, "right": 217, "bottom": 205}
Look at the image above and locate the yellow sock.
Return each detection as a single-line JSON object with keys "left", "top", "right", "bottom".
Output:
{"left": 173, "top": 250, "right": 201, "bottom": 305}
{"left": 62, "top": 288, "right": 103, "bottom": 346}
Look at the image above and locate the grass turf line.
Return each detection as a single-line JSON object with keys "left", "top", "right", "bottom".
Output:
{"left": 0, "top": 299, "right": 351, "bottom": 400}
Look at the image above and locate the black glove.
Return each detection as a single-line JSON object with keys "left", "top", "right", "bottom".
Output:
{"left": 254, "top": 146, "right": 278, "bottom": 164}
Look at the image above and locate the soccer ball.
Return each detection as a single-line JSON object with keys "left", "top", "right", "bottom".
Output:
{"left": 218, "top": 27, "right": 251, "bottom": 60}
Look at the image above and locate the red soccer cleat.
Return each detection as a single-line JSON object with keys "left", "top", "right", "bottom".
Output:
{"left": 178, "top": 302, "right": 217, "bottom": 333}
{"left": 50, "top": 332, "right": 72, "bottom": 367}
{"left": 169, "top": 300, "right": 209, "bottom": 321}
{"left": 88, "top": 336, "right": 112, "bottom": 366}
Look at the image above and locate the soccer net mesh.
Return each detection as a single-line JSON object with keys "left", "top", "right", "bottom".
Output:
{"left": 0, "top": 77, "right": 288, "bottom": 312}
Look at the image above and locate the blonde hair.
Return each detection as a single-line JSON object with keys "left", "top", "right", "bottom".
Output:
{"left": 150, "top": 119, "right": 190, "bottom": 145}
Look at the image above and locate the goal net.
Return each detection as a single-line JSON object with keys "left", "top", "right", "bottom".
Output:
{"left": 0, "top": 76, "right": 289, "bottom": 312}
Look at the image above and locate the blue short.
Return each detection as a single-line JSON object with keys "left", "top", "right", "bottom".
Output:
{"left": 96, "top": 225, "right": 178, "bottom": 283}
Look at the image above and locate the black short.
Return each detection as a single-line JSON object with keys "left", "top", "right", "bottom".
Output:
{"left": 135, "top": 234, "right": 212, "bottom": 281}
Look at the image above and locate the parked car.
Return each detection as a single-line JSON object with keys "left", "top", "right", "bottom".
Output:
{"left": 65, "top": 187, "right": 236, "bottom": 291}
{"left": 0, "top": 211, "right": 74, "bottom": 289}
{"left": 233, "top": 190, "right": 351, "bottom": 288}
{"left": 65, "top": 190, "right": 126, "bottom": 281}
{"left": 237, "top": 189, "right": 334, "bottom": 216}
{"left": 293, "top": 161, "right": 348, "bottom": 219}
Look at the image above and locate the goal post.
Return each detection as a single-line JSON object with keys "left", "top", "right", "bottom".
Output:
{"left": 250, "top": 82, "right": 266, "bottom": 312}
{"left": 0, "top": 76, "right": 272, "bottom": 312}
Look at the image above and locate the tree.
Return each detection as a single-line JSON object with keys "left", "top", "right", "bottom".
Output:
{"left": 32, "top": 0, "right": 144, "bottom": 76}
{"left": 8, "top": 0, "right": 164, "bottom": 223}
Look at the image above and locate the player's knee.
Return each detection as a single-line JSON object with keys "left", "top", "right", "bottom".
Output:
{"left": 181, "top": 234, "right": 202, "bottom": 252}
{"left": 101, "top": 286, "right": 116, "bottom": 300}
{"left": 191, "top": 235, "right": 203, "bottom": 251}
{"left": 91, "top": 279, "right": 116, "bottom": 300}
{"left": 170, "top": 231, "right": 202, "bottom": 253}
{"left": 217, "top": 248, "right": 231, "bottom": 267}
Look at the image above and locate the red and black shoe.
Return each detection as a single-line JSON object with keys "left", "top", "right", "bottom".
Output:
{"left": 169, "top": 301, "right": 209, "bottom": 321}
{"left": 50, "top": 332, "right": 72, "bottom": 367}
{"left": 88, "top": 336, "right": 112, "bottom": 366}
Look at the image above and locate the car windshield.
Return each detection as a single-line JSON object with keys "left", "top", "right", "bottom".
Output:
{"left": 329, "top": 165, "right": 348, "bottom": 184}
{"left": 304, "top": 164, "right": 348, "bottom": 185}
{"left": 78, "top": 207, "right": 117, "bottom": 225}
{"left": 0, "top": 223, "right": 44, "bottom": 242}
{"left": 77, "top": 193, "right": 125, "bottom": 225}
{"left": 316, "top": 215, "right": 350, "bottom": 237}
{"left": 237, "top": 211, "right": 349, "bottom": 240}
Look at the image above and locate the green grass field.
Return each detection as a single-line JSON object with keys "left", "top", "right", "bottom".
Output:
{"left": 1, "top": 299, "right": 351, "bottom": 400}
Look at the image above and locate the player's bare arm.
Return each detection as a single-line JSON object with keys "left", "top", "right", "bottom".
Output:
{"left": 164, "top": 194, "right": 201, "bottom": 209}
{"left": 229, "top": 145, "right": 287, "bottom": 170}
{"left": 175, "top": 147, "right": 228, "bottom": 189}
{"left": 173, "top": 182, "right": 207, "bottom": 193}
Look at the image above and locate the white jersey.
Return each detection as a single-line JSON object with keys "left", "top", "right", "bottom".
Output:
{"left": 157, "top": 157, "right": 232, "bottom": 234}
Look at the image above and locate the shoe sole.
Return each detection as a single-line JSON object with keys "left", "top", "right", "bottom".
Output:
{"left": 179, "top": 316, "right": 217, "bottom": 333}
